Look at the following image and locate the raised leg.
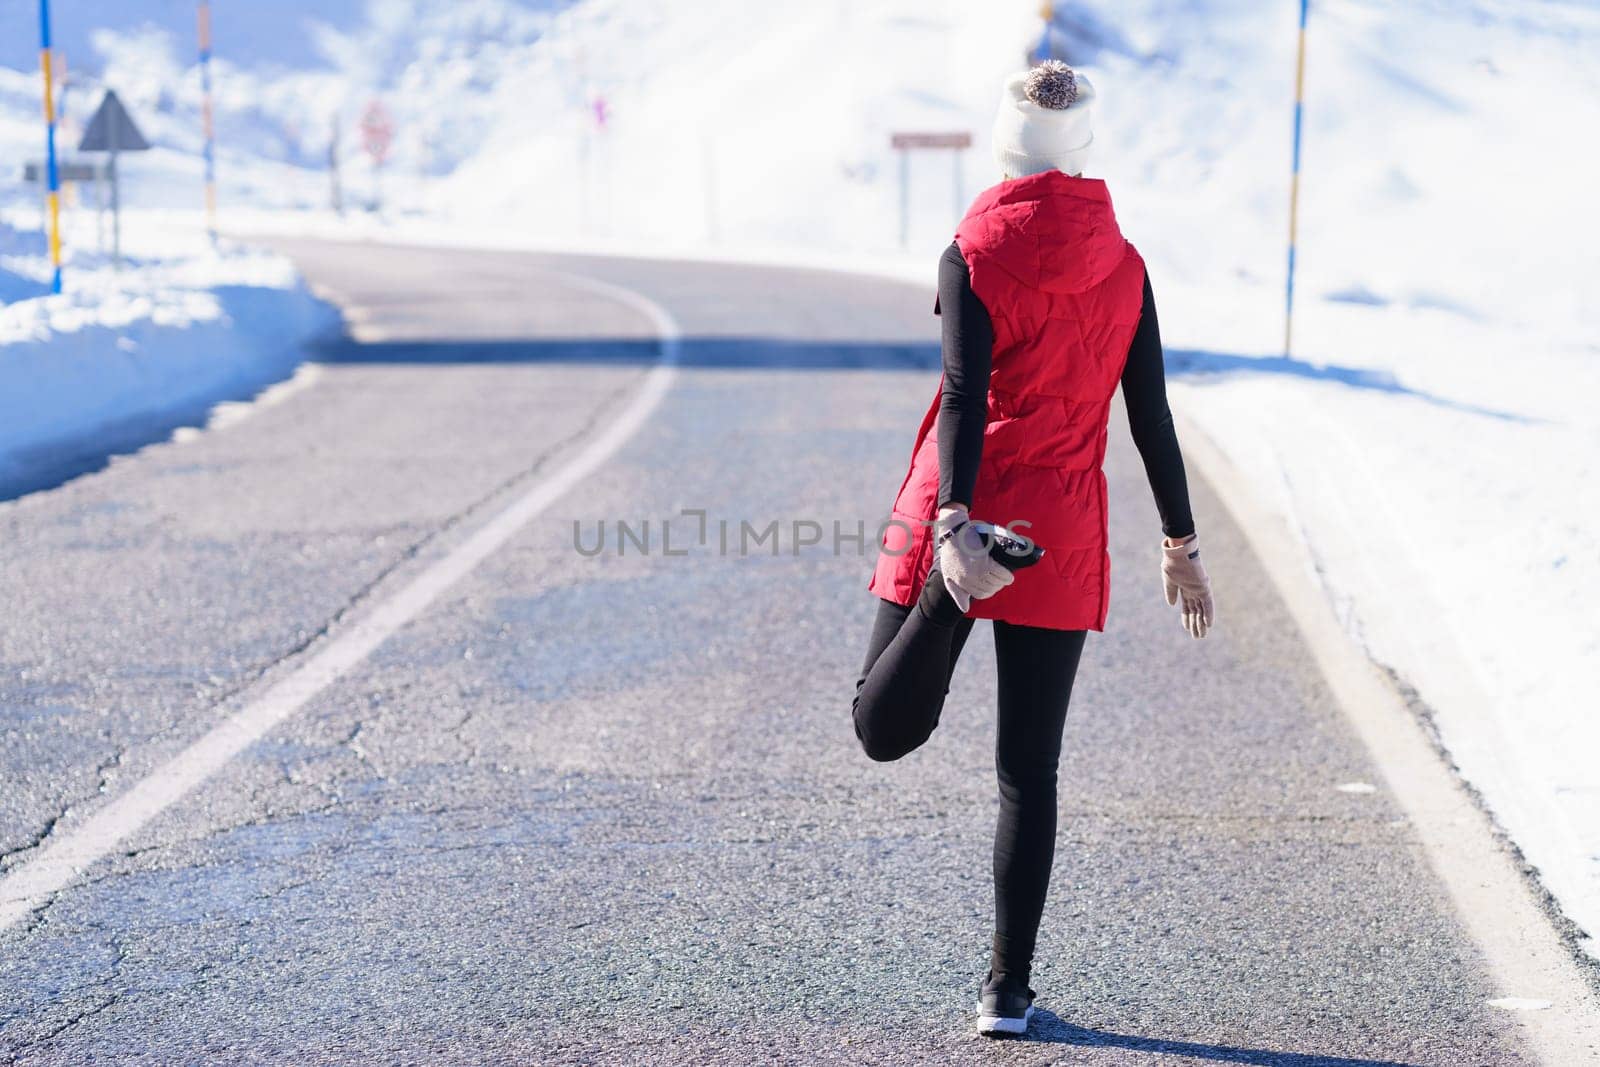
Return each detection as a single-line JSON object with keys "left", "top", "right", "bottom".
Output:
{"left": 852, "top": 572, "right": 976, "bottom": 762}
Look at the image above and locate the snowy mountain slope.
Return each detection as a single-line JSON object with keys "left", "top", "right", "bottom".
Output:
{"left": 431, "top": 0, "right": 1039, "bottom": 250}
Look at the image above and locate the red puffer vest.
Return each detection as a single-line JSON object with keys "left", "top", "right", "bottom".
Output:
{"left": 868, "top": 171, "right": 1146, "bottom": 631}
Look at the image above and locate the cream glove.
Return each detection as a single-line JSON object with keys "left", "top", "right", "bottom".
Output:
{"left": 1161, "top": 534, "right": 1214, "bottom": 639}
{"left": 934, "top": 505, "right": 1015, "bottom": 612}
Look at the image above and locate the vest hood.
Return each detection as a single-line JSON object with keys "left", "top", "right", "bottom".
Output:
{"left": 955, "top": 171, "right": 1128, "bottom": 295}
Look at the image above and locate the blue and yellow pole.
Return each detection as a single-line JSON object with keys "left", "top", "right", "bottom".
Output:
{"left": 198, "top": 1, "right": 217, "bottom": 246}
{"left": 1285, "top": 0, "right": 1309, "bottom": 357}
{"left": 38, "top": 0, "right": 62, "bottom": 294}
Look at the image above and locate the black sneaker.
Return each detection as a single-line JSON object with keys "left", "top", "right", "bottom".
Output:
{"left": 970, "top": 521, "right": 1045, "bottom": 572}
{"left": 976, "top": 971, "right": 1035, "bottom": 1037}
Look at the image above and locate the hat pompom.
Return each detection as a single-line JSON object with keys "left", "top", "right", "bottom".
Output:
{"left": 1024, "top": 60, "right": 1079, "bottom": 110}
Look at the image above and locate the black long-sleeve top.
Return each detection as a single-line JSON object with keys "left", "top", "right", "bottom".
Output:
{"left": 936, "top": 241, "right": 1195, "bottom": 539}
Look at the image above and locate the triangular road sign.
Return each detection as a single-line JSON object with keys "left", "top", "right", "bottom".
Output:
{"left": 79, "top": 90, "right": 151, "bottom": 153}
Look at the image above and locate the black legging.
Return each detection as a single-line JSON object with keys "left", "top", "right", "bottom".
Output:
{"left": 853, "top": 572, "right": 1086, "bottom": 983}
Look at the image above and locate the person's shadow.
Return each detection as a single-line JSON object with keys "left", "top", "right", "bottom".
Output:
{"left": 1015, "top": 1008, "right": 1424, "bottom": 1067}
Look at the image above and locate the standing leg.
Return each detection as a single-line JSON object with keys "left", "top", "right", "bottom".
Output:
{"left": 988, "top": 621, "right": 1087, "bottom": 984}
{"left": 852, "top": 571, "right": 976, "bottom": 762}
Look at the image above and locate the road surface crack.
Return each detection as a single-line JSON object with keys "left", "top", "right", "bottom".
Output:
{"left": 1, "top": 746, "right": 127, "bottom": 874}
{"left": 27, "top": 933, "right": 127, "bottom": 1048}
{"left": 0, "top": 813, "right": 63, "bottom": 870}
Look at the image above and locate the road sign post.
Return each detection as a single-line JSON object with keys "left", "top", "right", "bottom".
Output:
{"left": 79, "top": 89, "right": 151, "bottom": 270}
{"left": 889, "top": 131, "right": 973, "bottom": 250}
{"left": 329, "top": 113, "right": 344, "bottom": 215}
{"left": 38, "top": 0, "right": 62, "bottom": 294}
{"left": 953, "top": 149, "right": 964, "bottom": 225}
{"left": 24, "top": 159, "right": 109, "bottom": 254}
{"left": 95, "top": 159, "right": 106, "bottom": 252}
{"left": 899, "top": 146, "right": 910, "bottom": 249}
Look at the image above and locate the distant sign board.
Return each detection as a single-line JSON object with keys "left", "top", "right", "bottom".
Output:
{"left": 25, "top": 160, "right": 104, "bottom": 183}
{"left": 891, "top": 132, "right": 973, "bottom": 151}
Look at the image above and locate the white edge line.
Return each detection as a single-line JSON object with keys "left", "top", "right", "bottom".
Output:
{"left": 0, "top": 270, "right": 681, "bottom": 932}
{"left": 1176, "top": 412, "right": 1600, "bottom": 1064}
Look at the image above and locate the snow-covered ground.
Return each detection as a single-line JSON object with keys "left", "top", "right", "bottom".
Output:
{"left": 0, "top": 210, "right": 335, "bottom": 492}
{"left": 0, "top": 0, "right": 1595, "bottom": 955}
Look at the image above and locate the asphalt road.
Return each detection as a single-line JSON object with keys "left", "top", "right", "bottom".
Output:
{"left": 0, "top": 241, "right": 1539, "bottom": 1065}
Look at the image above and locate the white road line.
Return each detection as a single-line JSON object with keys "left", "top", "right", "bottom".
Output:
{"left": 0, "top": 270, "right": 681, "bottom": 933}
{"left": 1177, "top": 414, "right": 1600, "bottom": 1065}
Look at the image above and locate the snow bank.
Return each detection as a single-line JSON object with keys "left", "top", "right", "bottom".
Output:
{"left": 0, "top": 215, "right": 336, "bottom": 490}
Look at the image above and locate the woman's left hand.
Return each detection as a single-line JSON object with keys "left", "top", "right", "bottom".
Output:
{"left": 1161, "top": 534, "right": 1214, "bottom": 639}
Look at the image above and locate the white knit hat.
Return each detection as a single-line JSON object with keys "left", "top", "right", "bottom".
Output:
{"left": 992, "top": 60, "right": 1095, "bottom": 178}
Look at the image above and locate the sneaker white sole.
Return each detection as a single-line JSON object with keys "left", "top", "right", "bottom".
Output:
{"left": 975, "top": 1003, "right": 1034, "bottom": 1036}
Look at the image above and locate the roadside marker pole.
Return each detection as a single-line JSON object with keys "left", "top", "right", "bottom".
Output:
{"left": 1285, "top": 0, "right": 1309, "bottom": 357}
{"left": 952, "top": 146, "right": 963, "bottom": 221}
{"left": 38, "top": 0, "right": 62, "bottom": 294}
{"left": 198, "top": 1, "right": 218, "bottom": 246}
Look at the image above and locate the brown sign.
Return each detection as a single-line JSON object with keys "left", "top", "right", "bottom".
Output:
{"left": 24, "top": 160, "right": 103, "bottom": 183}
{"left": 891, "top": 131, "right": 972, "bottom": 151}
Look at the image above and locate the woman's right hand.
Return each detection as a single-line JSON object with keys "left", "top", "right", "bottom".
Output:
{"left": 935, "top": 505, "right": 1015, "bottom": 612}
{"left": 1161, "top": 534, "right": 1214, "bottom": 639}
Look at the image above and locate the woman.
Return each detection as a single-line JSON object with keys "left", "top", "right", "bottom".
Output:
{"left": 853, "top": 60, "right": 1215, "bottom": 1037}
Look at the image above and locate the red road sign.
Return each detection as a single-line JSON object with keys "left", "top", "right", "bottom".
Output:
{"left": 361, "top": 100, "right": 394, "bottom": 164}
{"left": 891, "top": 131, "right": 972, "bottom": 150}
